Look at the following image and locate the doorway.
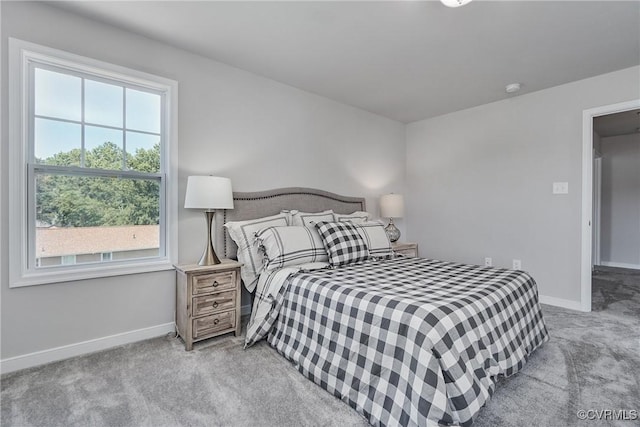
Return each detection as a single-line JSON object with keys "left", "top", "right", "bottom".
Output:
{"left": 581, "top": 100, "right": 640, "bottom": 312}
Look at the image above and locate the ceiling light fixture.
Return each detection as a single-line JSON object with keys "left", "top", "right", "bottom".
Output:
{"left": 505, "top": 83, "right": 521, "bottom": 94}
{"left": 441, "top": 0, "right": 473, "bottom": 7}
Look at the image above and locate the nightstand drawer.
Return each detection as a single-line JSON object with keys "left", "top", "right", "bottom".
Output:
{"left": 192, "top": 271, "right": 235, "bottom": 295}
{"left": 395, "top": 248, "right": 416, "bottom": 257}
{"left": 193, "top": 290, "right": 236, "bottom": 317}
{"left": 392, "top": 242, "right": 418, "bottom": 258}
{"left": 193, "top": 310, "right": 236, "bottom": 338}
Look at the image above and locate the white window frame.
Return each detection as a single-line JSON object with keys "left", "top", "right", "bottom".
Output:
{"left": 9, "top": 38, "right": 178, "bottom": 287}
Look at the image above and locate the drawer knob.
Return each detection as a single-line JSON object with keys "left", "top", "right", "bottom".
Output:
{"left": 213, "top": 302, "right": 219, "bottom": 308}
{"left": 213, "top": 318, "right": 219, "bottom": 325}
{"left": 212, "top": 280, "right": 219, "bottom": 287}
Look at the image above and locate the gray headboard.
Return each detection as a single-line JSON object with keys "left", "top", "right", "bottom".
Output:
{"left": 214, "top": 187, "right": 366, "bottom": 260}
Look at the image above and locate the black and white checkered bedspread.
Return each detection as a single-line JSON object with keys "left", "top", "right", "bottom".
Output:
{"left": 263, "top": 257, "right": 549, "bottom": 426}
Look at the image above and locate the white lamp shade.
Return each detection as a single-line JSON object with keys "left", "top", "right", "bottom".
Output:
{"left": 380, "top": 194, "right": 404, "bottom": 218}
{"left": 184, "top": 176, "right": 234, "bottom": 210}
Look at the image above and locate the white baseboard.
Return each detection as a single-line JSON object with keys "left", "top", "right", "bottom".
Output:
{"left": 539, "top": 294, "right": 584, "bottom": 312}
{"left": 0, "top": 295, "right": 586, "bottom": 374}
{"left": 599, "top": 261, "right": 640, "bottom": 270}
{"left": 0, "top": 322, "right": 175, "bottom": 375}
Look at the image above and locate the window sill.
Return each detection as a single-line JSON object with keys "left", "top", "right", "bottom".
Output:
{"left": 10, "top": 259, "right": 175, "bottom": 288}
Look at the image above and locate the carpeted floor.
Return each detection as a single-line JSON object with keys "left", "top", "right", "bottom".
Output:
{"left": 2, "top": 267, "right": 639, "bottom": 427}
{"left": 473, "top": 267, "right": 640, "bottom": 427}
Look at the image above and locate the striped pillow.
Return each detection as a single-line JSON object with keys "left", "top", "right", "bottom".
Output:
{"left": 334, "top": 211, "right": 370, "bottom": 224}
{"left": 289, "top": 210, "right": 335, "bottom": 227}
{"left": 315, "top": 222, "right": 370, "bottom": 267}
{"left": 355, "top": 221, "right": 394, "bottom": 259}
{"left": 225, "top": 213, "right": 288, "bottom": 292}
{"left": 255, "top": 226, "right": 328, "bottom": 270}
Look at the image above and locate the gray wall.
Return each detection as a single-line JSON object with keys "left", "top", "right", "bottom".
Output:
{"left": 406, "top": 66, "right": 640, "bottom": 304}
{"left": 600, "top": 134, "right": 640, "bottom": 268}
{"left": 0, "top": 2, "right": 406, "bottom": 359}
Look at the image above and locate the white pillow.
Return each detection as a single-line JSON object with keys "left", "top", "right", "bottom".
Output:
{"left": 279, "top": 210, "right": 296, "bottom": 226}
{"left": 289, "top": 210, "right": 335, "bottom": 227}
{"left": 334, "top": 211, "right": 370, "bottom": 224}
{"left": 355, "top": 221, "right": 393, "bottom": 259}
{"left": 225, "top": 213, "right": 288, "bottom": 292}
{"left": 255, "top": 225, "right": 328, "bottom": 270}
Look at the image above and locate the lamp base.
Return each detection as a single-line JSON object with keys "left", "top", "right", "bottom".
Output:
{"left": 385, "top": 219, "right": 401, "bottom": 243}
{"left": 199, "top": 211, "right": 221, "bottom": 265}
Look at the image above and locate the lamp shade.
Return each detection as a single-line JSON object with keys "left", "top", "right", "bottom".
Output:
{"left": 380, "top": 194, "right": 404, "bottom": 218}
{"left": 184, "top": 176, "right": 234, "bottom": 210}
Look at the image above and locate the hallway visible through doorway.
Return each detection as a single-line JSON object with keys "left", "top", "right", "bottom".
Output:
{"left": 592, "top": 266, "right": 640, "bottom": 314}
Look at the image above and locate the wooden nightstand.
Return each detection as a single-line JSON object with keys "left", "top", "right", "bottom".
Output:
{"left": 175, "top": 260, "right": 242, "bottom": 351}
{"left": 392, "top": 242, "right": 419, "bottom": 258}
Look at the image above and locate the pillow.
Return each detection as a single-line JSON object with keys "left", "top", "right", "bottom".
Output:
{"left": 255, "top": 225, "right": 328, "bottom": 270}
{"left": 289, "top": 210, "right": 335, "bottom": 227}
{"left": 334, "top": 211, "right": 370, "bottom": 224}
{"left": 315, "top": 221, "right": 370, "bottom": 267}
{"left": 225, "top": 213, "right": 288, "bottom": 292}
{"left": 355, "top": 221, "right": 394, "bottom": 259}
{"left": 279, "top": 210, "right": 296, "bottom": 226}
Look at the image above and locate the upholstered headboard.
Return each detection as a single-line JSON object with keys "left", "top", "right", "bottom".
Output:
{"left": 214, "top": 187, "right": 366, "bottom": 260}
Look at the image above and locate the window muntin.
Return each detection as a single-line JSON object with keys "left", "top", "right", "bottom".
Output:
{"left": 31, "top": 66, "right": 162, "bottom": 172}
{"left": 9, "top": 39, "right": 177, "bottom": 287}
{"left": 29, "top": 64, "right": 164, "bottom": 272}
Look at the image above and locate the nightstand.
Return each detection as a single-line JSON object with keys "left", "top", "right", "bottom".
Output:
{"left": 175, "top": 260, "right": 242, "bottom": 351}
{"left": 392, "top": 242, "right": 419, "bottom": 258}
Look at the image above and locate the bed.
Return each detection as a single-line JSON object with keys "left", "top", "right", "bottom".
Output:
{"left": 215, "top": 187, "right": 549, "bottom": 427}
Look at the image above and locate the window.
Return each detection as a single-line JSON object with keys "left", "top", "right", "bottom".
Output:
{"left": 61, "top": 255, "right": 77, "bottom": 266}
{"left": 9, "top": 39, "right": 177, "bottom": 287}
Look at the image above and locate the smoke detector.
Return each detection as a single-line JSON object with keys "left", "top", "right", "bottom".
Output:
{"left": 505, "top": 83, "right": 521, "bottom": 94}
{"left": 441, "top": 0, "right": 473, "bottom": 7}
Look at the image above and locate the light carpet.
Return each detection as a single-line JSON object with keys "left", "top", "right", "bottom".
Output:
{"left": 2, "top": 267, "right": 639, "bottom": 426}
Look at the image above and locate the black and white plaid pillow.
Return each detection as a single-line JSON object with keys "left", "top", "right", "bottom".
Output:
{"left": 255, "top": 225, "right": 328, "bottom": 270}
{"left": 315, "top": 221, "right": 370, "bottom": 267}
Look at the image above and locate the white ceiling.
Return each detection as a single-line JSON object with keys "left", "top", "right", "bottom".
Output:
{"left": 594, "top": 109, "right": 640, "bottom": 138}
{"left": 51, "top": 1, "right": 640, "bottom": 123}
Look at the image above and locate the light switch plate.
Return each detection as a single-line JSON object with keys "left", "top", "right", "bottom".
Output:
{"left": 553, "top": 182, "right": 569, "bottom": 194}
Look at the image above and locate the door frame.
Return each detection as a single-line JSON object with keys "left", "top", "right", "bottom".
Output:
{"left": 581, "top": 99, "right": 640, "bottom": 312}
{"left": 592, "top": 156, "right": 601, "bottom": 268}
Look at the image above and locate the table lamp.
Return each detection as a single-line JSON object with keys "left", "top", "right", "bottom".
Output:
{"left": 380, "top": 193, "right": 404, "bottom": 243}
{"left": 184, "top": 176, "right": 234, "bottom": 265}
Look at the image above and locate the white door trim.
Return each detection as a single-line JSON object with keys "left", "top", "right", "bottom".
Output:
{"left": 581, "top": 99, "right": 640, "bottom": 312}
{"left": 592, "top": 157, "right": 601, "bottom": 267}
